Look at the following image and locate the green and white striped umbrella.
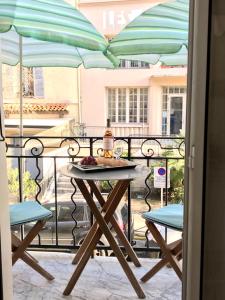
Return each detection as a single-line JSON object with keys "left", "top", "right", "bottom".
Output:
{"left": 0, "top": 0, "right": 118, "bottom": 68}
{"left": 109, "top": 0, "right": 189, "bottom": 65}
{"left": 0, "top": 30, "right": 116, "bottom": 68}
{"left": 118, "top": 46, "right": 187, "bottom": 66}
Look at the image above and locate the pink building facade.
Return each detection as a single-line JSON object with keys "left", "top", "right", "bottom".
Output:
{"left": 79, "top": 0, "right": 187, "bottom": 136}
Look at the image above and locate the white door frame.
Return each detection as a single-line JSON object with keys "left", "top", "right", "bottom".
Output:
{"left": 183, "top": 0, "right": 210, "bottom": 299}
{"left": 0, "top": 62, "right": 13, "bottom": 299}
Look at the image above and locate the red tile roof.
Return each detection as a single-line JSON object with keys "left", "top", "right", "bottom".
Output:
{"left": 4, "top": 103, "right": 68, "bottom": 114}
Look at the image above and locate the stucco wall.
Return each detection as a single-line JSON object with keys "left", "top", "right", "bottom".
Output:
{"left": 43, "top": 68, "right": 79, "bottom": 103}
{"left": 79, "top": 0, "right": 167, "bottom": 36}
{"left": 80, "top": 67, "right": 187, "bottom": 134}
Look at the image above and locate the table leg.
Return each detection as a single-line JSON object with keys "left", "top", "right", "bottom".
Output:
{"left": 72, "top": 180, "right": 123, "bottom": 265}
{"left": 88, "top": 180, "right": 141, "bottom": 267}
{"left": 63, "top": 179, "right": 145, "bottom": 299}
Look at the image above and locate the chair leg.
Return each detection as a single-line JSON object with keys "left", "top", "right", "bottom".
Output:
{"left": 12, "top": 220, "right": 46, "bottom": 265}
{"left": 141, "top": 257, "right": 168, "bottom": 282}
{"left": 11, "top": 221, "right": 54, "bottom": 281}
{"left": 21, "top": 252, "right": 54, "bottom": 281}
{"left": 24, "top": 251, "right": 39, "bottom": 263}
{"left": 141, "top": 221, "right": 182, "bottom": 282}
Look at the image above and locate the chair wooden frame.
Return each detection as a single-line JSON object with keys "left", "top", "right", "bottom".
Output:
{"left": 141, "top": 220, "right": 182, "bottom": 283}
{"left": 11, "top": 219, "right": 54, "bottom": 281}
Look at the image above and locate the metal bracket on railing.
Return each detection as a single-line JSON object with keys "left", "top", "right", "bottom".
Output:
{"left": 0, "top": 108, "right": 5, "bottom": 141}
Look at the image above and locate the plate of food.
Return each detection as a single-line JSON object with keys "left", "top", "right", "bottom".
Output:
{"left": 71, "top": 156, "right": 137, "bottom": 172}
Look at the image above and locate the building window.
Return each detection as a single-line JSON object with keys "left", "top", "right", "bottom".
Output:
{"left": 162, "top": 86, "right": 187, "bottom": 136}
{"left": 118, "top": 88, "right": 126, "bottom": 122}
{"left": 23, "top": 67, "right": 34, "bottom": 97}
{"left": 108, "top": 88, "right": 116, "bottom": 122}
{"left": 23, "top": 67, "right": 44, "bottom": 98}
{"left": 34, "top": 68, "right": 44, "bottom": 98}
{"left": 107, "top": 87, "right": 148, "bottom": 124}
{"left": 118, "top": 60, "right": 149, "bottom": 69}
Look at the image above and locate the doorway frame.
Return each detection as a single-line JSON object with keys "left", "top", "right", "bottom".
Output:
{"left": 167, "top": 93, "right": 186, "bottom": 135}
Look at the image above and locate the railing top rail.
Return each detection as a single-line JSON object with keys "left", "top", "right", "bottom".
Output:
{"left": 5, "top": 135, "right": 185, "bottom": 140}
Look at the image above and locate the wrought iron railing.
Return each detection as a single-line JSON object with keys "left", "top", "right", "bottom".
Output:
{"left": 6, "top": 135, "right": 185, "bottom": 256}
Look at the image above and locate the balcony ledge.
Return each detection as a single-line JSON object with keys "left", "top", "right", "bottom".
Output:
{"left": 13, "top": 252, "right": 181, "bottom": 299}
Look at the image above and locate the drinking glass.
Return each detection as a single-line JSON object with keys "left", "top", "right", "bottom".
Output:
{"left": 114, "top": 147, "right": 123, "bottom": 159}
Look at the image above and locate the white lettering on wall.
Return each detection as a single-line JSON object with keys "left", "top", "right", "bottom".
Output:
{"left": 103, "top": 9, "right": 143, "bottom": 30}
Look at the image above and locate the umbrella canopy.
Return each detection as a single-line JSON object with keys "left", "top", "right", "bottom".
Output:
{"left": 0, "top": 30, "right": 116, "bottom": 68}
{"left": 118, "top": 46, "right": 187, "bottom": 66}
{"left": 0, "top": 0, "right": 118, "bottom": 68}
{"left": 109, "top": 0, "right": 189, "bottom": 65}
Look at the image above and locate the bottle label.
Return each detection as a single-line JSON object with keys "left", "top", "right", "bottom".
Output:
{"left": 103, "top": 137, "right": 114, "bottom": 150}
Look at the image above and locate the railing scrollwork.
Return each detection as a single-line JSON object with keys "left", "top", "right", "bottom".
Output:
{"left": 5, "top": 135, "right": 185, "bottom": 254}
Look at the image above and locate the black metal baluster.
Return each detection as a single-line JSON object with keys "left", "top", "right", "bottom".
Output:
{"left": 144, "top": 163, "right": 152, "bottom": 250}
{"left": 127, "top": 138, "right": 132, "bottom": 243}
{"left": 70, "top": 177, "right": 77, "bottom": 247}
{"left": 18, "top": 157, "right": 24, "bottom": 241}
{"left": 165, "top": 158, "right": 168, "bottom": 243}
{"left": 35, "top": 157, "right": 41, "bottom": 205}
{"left": 35, "top": 157, "right": 41, "bottom": 245}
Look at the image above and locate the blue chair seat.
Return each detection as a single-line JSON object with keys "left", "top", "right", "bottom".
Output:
{"left": 10, "top": 201, "right": 52, "bottom": 226}
{"left": 142, "top": 204, "right": 183, "bottom": 231}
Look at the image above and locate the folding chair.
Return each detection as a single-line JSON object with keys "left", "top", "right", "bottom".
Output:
{"left": 141, "top": 204, "right": 183, "bottom": 282}
{"left": 10, "top": 201, "right": 54, "bottom": 281}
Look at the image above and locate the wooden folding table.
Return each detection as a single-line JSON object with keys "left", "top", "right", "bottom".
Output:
{"left": 61, "top": 164, "right": 148, "bottom": 298}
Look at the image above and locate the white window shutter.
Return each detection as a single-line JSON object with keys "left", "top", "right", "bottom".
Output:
{"left": 34, "top": 68, "right": 44, "bottom": 98}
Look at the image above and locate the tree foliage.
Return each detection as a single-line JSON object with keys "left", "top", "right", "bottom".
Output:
{"left": 8, "top": 168, "right": 37, "bottom": 199}
{"left": 169, "top": 160, "right": 184, "bottom": 203}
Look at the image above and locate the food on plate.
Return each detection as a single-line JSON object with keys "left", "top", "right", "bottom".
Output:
{"left": 96, "top": 157, "right": 128, "bottom": 167}
{"left": 80, "top": 156, "right": 97, "bottom": 165}
{"left": 80, "top": 156, "right": 129, "bottom": 167}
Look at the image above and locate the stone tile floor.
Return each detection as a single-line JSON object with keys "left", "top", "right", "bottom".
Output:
{"left": 13, "top": 252, "right": 181, "bottom": 300}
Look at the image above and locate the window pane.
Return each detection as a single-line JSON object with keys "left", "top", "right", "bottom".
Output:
{"left": 140, "top": 88, "right": 148, "bottom": 123}
{"left": 140, "top": 61, "right": 150, "bottom": 68}
{"left": 107, "top": 88, "right": 116, "bottom": 122}
{"left": 162, "top": 95, "right": 168, "bottom": 110}
{"left": 129, "top": 88, "right": 137, "bottom": 123}
{"left": 118, "top": 60, "right": 149, "bottom": 69}
{"left": 163, "top": 87, "right": 168, "bottom": 94}
{"left": 130, "top": 60, "right": 139, "bottom": 68}
{"left": 118, "top": 88, "right": 126, "bottom": 122}
{"left": 34, "top": 68, "right": 44, "bottom": 98}
{"left": 119, "top": 60, "right": 126, "bottom": 68}
{"left": 170, "top": 97, "right": 183, "bottom": 135}
{"left": 23, "top": 67, "right": 34, "bottom": 97}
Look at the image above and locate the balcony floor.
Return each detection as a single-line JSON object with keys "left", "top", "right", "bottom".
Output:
{"left": 13, "top": 252, "right": 181, "bottom": 300}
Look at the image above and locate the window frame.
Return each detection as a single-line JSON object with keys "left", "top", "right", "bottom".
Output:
{"left": 107, "top": 87, "right": 149, "bottom": 124}
{"left": 22, "top": 67, "right": 44, "bottom": 98}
